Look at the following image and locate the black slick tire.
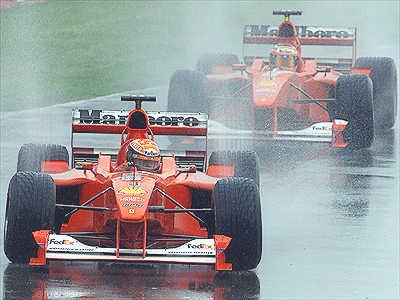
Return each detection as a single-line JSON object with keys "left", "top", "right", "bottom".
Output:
{"left": 4, "top": 171, "right": 56, "bottom": 264}
{"left": 213, "top": 177, "right": 262, "bottom": 271}
{"left": 167, "top": 69, "right": 207, "bottom": 113}
{"left": 208, "top": 79, "right": 253, "bottom": 129}
{"left": 208, "top": 150, "right": 260, "bottom": 186}
{"left": 17, "top": 144, "right": 69, "bottom": 172}
{"left": 196, "top": 53, "right": 239, "bottom": 75}
{"left": 332, "top": 74, "right": 374, "bottom": 149}
{"left": 354, "top": 57, "right": 397, "bottom": 130}
{"left": 17, "top": 144, "right": 77, "bottom": 232}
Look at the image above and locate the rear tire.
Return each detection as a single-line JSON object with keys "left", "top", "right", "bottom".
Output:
{"left": 214, "top": 178, "right": 262, "bottom": 271}
{"left": 354, "top": 57, "right": 397, "bottom": 130}
{"left": 17, "top": 143, "right": 69, "bottom": 172}
{"left": 196, "top": 53, "right": 239, "bottom": 75}
{"left": 208, "top": 80, "right": 253, "bottom": 129}
{"left": 208, "top": 150, "right": 260, "bottom": 186}
{"left": 4, "top": 171, "right": 56, "bottom": 264}
{"left": 332, "top": 74, "right": 374, "bottom": 149}
{"left": 167, "top": 69, "right": 207, "bottom": 113}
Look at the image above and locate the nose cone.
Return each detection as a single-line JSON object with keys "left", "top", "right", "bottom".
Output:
{"left": 112, "top": 173, "right": 156, "bottom": 222}
{"left": 253, "top": 70, "right": 296, "bottom": 107}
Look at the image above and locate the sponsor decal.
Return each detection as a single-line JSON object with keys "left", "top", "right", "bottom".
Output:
{"left": 257, "top": 94, "right": 273, "bottom": 98}
{"left": 120, "top": 173, "right": 141, "bottom": 181}
{"left": 257, "top": 81, "right": 277, "bottom": 88}
{"left": 144, "top": 148, "right": 159, "bottom": 157}
{"left": 275, "top": 45, "right": 296, "bottom": 53}
{"left": 128, "top": 209, "right": 135, "bottom": 214}
{"left": 47, "top": 235, "right": 97, "bottom": 252}
{"left": 49, "top": 239, "right": 75, "bottom": 245}
{"left": 187, "top": 243, "right": 214, "bottom": 250}
{"left": 118, "top": 186, "right": 147, "bottom": 196}
{"left": 129, "top": 139, "right": 160, "bottom": 158}
{"left": 167, "top": 250, "right": 214, "bottom": 255}
{"left": 48, "top": 247, "right": 96, "bottom": 252}
{"left": 121, "top": 203, "right": 144, "bottom": 207}
{"left": 76, "top": 110, "right": 202, "bottom": 127}
{"left": 148, "top": 116, "right": 200, "bottom": 127}
{"left": 255, "top": 88, "right": 275, "bottom": 93}
{"left": 127, "top": 181, "right": 140, "bottom": 187}
{"left": 244, "top": 25, "right": 354, "bottom": 39}
{"left": 120, "top": 196, "right": 133, "bottom": 202}
{"left": 312, "top": 125, "right": 330, "bottom": 131}
{"left": 78, "top": 109, "right": 125, "bottom": 125}
{"left": 119, "top": 196, "right": 145, "bottom": 202}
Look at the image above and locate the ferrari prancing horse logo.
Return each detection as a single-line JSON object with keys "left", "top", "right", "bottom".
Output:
{"left": 118, "top": 186, "right": 147, "bottom": 196}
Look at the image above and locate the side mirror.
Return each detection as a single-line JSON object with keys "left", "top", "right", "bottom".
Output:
{"left": 76, "top": 162, "right": 95, "bottom": 170}
{"left": 232, "top": 63, "right": 247, "bottom": 71}
{"left": 316, "top": 66, "right": 332, "bottom": 73}
{"left": 176, "top": 165, "right": 197, "bottom": 174}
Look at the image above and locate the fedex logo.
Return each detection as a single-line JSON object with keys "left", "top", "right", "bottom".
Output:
{"left": 187, "top": 243, "right": 213, "bottom": 249}
{"left": 49, "top": 239, "right": 75, "bottom": 245}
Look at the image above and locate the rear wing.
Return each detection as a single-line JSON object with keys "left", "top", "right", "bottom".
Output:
{"left": 243, "top": 24, "right": 356, "bottom": 71}
{"left": 71, "top": 110, "right": 208, "bottom": 170}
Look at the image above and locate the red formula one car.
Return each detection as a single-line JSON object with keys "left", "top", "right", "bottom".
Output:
{"left": 4, "top": 96, "right": 262, "bottom": 271}
{"left": 168, "top": 10, "right": 397, "bottom": 149}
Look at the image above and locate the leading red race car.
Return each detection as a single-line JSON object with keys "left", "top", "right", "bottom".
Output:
{"left": 4, "top": 96, "right": 262, "bottom": 271}
{"left": 168, "top": 10, "right": 397, "bottom": 149}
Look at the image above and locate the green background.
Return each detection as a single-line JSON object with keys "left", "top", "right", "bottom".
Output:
{"left": 1, "top": 0, "right": 399, "bottom": 111}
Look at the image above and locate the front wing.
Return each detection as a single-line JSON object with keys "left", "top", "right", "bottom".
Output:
{"left": 30, "top": 231, "right": 232, "bottom": 271}
{"left": 209, "top": 120, "right": 349, "bottom": 147}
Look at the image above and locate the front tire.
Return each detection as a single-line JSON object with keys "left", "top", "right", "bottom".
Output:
{"left": 214, "top": 177, "right": 262, "bottom": 271}
{"left": 332, "top": 74, "right": 374, "bottom": 149}
{"left": 4, "top": 171, "right": 56, "bottom": 263}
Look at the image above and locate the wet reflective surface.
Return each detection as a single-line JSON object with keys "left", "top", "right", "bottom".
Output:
{"left": 3, "top": 263, "right": 260, "bottom": 299}
{"left": 0, "top": 93, "right": 398, "bottom": 299}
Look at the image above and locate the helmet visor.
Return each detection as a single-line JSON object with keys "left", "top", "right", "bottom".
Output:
{"left": 134, "top": 158, "right": 160, "bottom": 172}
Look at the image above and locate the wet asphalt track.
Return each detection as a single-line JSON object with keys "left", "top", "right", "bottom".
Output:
{"left": 0, "top": 88, "right": 399, "bottom": 299}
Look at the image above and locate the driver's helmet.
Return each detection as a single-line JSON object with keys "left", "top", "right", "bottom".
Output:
{"left": 270, "top": 44, "right": 299, "bottom": 71}
{"left": 127, "top": 139, "right": 161, "bottom": 172}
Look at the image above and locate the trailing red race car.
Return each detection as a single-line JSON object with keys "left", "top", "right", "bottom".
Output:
{"left": 168, "top": 10, "right": 397, "bottom": 149}
{"left": 4, "top": 96, "right": 262, "bottom": 271}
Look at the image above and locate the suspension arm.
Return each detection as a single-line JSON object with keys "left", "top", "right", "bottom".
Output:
{"left": 289, "top": 82, "right": 330, "bottom": 112}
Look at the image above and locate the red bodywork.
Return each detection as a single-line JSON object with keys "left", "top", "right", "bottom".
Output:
{"left": 30, "top": 105, "right": 233, "bottom": 270}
